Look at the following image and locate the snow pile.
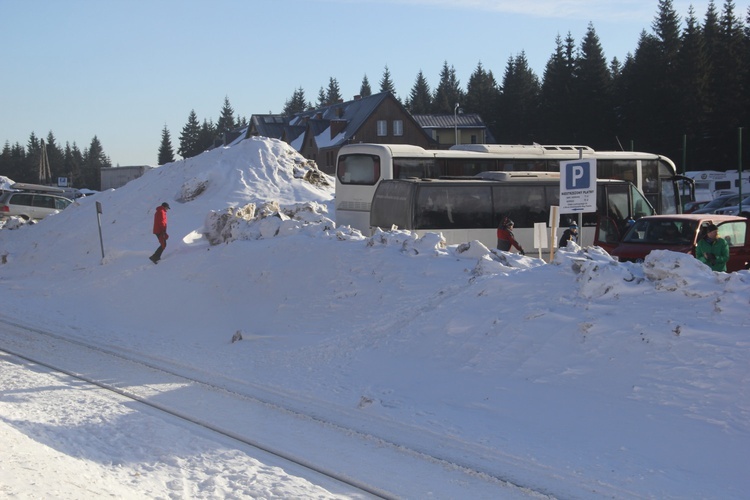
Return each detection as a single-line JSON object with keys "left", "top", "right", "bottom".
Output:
{"left": 2, "top": 136, "right": 750, "bottom": 498}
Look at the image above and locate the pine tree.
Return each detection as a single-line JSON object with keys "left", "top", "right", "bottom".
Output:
{"left": 405, "top": 70, "right": 432, "bottom": 114}
{"left": 496, "top": 53, "right": 540, "bottom": 143}
{"left": 707, "top": 0, "right": 746, "bottom": 166}
{"left": 197, "top": 119, "right": 216, "bottom": 153}
{"left": 82, "top": 136, "right": 110, "bottom": 190}
{"left": 379, "top": 65, "right": 397, "bottom": 95}
{"left": 678, "top": 6, "right": 710, "bottom": 170}
{"left": 647, "top": 0, "right": 684, "bottom": 160}
{"left": 45, "top": 131, "right": 65, "bottom": 182}
{"left": 316, "top": 87, "right": 327, "bottom": 108}
{"left": 158, "top": 125, "right": 175, "bottom": 165}
{"left": 178, "top": 110, "right": 201, "bottom": 159}
{"left": 432, "top": 61, "right": 464, "bottom": 113}
{"left": 216, "top": 96, "right": 236, "bottom": 139}
{"left": 573, "top": 23, "right": 614, "bottom": 148}
{"left": 283, "top": 87, "right": 308, "bottom": 115}
{"left": 326, "top": 77, "right": 342, "bottom": 104}
{"left": 359, "top": 74, "right": 372, "bottom": 97}
{"left": 64, "top": 142, "right": 83, "bottom": 188}
{"left": 539, "top": 34, "right": 577, "bottom": 144}
{"left": 617, "top": 31, "right": 662, "bottom": 152}
{"left": 464, "top": 62, "right": 499, "bottom": 132}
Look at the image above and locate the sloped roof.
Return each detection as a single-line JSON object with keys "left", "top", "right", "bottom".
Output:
{"left": 249, "top": 92, "right": 432, "bottom": 152}
{"left": 250, "top": 114, "right": 287, "bottom": 139}
{"left": 412, "top": 113, "right": 488, "bottom": 128}
{"left": 293, "top": 92, "right": 392, "bottom": 148}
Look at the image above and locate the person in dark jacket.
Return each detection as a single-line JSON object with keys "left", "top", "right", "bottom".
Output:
{"left": 497, "top": 216, "right": 525, "bottom": 254}
{"left": 558, "top": 222, "right": 579, "bottom": 248}
{"left": 149, "top": 202, "right": 170, "bottom": 264}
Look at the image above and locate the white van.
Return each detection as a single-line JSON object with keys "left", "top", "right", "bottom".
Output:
{"left": 0, "top": 188, "right": 73, "bottom": 221}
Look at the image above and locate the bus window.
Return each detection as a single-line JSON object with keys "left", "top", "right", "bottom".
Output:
{"left": 337, "top": 154, "right": 380, "bottom": 185}
{"left": 394, "top": 158, "right": 439, "bottom": 179}
{"left": 497, "top": 160, "right": 547, "bottom": 172}
{"left": 416, "top": 185, "right": 492, "bottom": 229}
{"left": 492, "top": 184, "right": 555, "bottom": 228}
{"left": 598, "top": 160, "right": 637, "bottom": 184}
{"left": 442, "top": 158, "right": 498, "bottom": 176}
{"left": 369, "top": 180, "right": 413, "bottom": 230}
{"left": 658, "top": 175, "right": 678, "bottom": 214}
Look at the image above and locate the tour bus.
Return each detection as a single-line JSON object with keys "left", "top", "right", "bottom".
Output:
{"left": 368, "top": 172, "right": 656, "bottom": 253}
{"left": 335, "top": 143, "right": 683, "bottom": 234}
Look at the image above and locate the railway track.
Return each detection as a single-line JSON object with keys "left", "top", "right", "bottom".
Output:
{"left": 0, "top": 315, "right": 587, "bottom": 499}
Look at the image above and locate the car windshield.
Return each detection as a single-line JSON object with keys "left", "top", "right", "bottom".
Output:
{"left": 623, "top": 219, "right": 698, "bottom": 245}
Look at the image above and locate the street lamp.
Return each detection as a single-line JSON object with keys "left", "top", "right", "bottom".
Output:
{"left": 454, "top": 103, "right": 460, "bottom": 145}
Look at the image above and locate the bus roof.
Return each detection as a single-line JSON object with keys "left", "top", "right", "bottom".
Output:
{"left": 338, "top": 143, "right": 673, "bottom": 166}
{"left": 387, "top": 174, "right": 633, "bottom": 186}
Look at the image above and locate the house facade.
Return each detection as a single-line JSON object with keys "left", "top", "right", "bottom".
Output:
{"left": 412, "top": 113, "right": 495, "bottom": 148}
{"left": 247, "top": 92, "right": 435, "bottom": 174}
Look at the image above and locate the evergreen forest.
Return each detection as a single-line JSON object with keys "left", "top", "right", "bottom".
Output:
{"left": 2, "top": 0, "right": 749, "bottom": 190}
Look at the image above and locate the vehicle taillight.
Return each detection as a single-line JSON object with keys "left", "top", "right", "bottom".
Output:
{"left": 1, "top": 205, "right": 9, "bottom": 212}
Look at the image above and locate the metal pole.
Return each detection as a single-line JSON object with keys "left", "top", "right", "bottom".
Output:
{"left": 454, "top": 103, "right": 459, "bottom": 145}
{"left": 739, "top": 128, "right": 744, "bottom": 214}
{"left": 96, "top": 202, "right": 105, "bottom": 260}
{"left": 682, "top": 134, "right": 687, "bottom": 176}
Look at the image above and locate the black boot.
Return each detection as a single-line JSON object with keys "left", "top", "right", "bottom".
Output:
{"left": 150, "top": 246, "right": 164, "bottom": 263}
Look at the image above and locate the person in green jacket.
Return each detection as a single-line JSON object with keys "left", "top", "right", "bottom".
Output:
{"left": 696, "top": 223, "right": 729, "bottom": 272}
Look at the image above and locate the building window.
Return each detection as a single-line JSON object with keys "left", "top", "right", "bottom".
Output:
{"left": 393, "top": 120, "right": 403, "bottom": 136}
{"left": 377, "top": 120, "right": 387, "bottom": 136}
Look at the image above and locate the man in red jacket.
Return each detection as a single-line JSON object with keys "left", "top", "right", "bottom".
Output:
{"left": 149, "top": 202, "right": 170, "bottom": 264}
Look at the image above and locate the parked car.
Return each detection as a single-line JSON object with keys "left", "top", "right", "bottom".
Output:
{"left": 610, "top": 214, "right": 750, "bottom": 272}
{"left": 714, "top": 195, "right": 750, "bottom": 217}
{"left": 0, "top": 189, "right": 73, "bottom": 221}
{"left": 683, "top": 200, "right": 709, "bottom": 213}
{"left": 691, "top": 193, "right": 741, "bottom": 214}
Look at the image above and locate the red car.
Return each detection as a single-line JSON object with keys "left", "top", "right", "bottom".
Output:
{"left": 610, "top": 214, "right": 750, "bottom": 272}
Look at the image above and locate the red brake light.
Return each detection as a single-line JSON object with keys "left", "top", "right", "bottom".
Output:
{"left": 1, "top": 205, "right": 9, "bottom": 212}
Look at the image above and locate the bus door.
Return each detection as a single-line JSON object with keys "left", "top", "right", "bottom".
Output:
{"left": 594, "top": 182, "right": 655, "bottom": 252}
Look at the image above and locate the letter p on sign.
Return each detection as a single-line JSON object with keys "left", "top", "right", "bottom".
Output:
{"left": 565, "top": 162, "right": 591, "bottom": 190}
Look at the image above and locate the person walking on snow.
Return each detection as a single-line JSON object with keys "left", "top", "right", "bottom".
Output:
{"left": 150, "top": 202, "right": 170, "bottom": 264}
{"left": 497, "top": 216, "right": 525, "bottom": 255}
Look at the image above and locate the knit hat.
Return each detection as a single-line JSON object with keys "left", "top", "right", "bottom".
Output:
{"left": 705, "top": 223, "right": 718, "bottom": 233}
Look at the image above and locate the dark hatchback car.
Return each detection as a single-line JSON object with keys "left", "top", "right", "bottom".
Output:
{"left": 691, "top": 193, "right": 741, "bottom": 214}
{"left": 610, "top": 214, "right": 750, "bottom": 272}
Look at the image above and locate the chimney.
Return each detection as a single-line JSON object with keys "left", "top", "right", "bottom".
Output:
{"left": 353, "top": 95, "right": 361, "bottom": 100}
{"left": 330, "top": 119, "right": 347, "bottom": 139}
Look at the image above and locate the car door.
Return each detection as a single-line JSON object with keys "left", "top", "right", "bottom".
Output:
{"left": 717, "top": 220, "right": 750, "bottom": 272}
{"left": 32, "top": 194, "right": 56, "bottom": 219}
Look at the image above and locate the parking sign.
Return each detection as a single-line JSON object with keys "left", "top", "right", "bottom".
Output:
{"left": 560, "top": 159, "right": 597, "bottom": 213}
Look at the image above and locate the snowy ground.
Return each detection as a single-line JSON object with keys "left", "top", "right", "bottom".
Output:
{"left": 1, "top": 137, "right": 749, "bottom": 499}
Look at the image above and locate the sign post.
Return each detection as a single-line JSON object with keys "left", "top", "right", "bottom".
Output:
{"left": 559, "top": 159, "right": 596, "bottom": 247}
{"left": 96, "top": 201, "right": 105, "bottom": 261}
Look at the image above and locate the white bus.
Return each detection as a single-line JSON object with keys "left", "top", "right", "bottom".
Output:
{"left": 335, "top": 143, "right": 684, "bottom": 234}
{"left": 368, "top": 172, "right": 656, "bottom": 253}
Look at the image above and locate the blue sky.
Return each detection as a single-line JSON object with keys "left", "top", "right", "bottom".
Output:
{"left": 1, "top": 0, "right": 727, "bottom": 169}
